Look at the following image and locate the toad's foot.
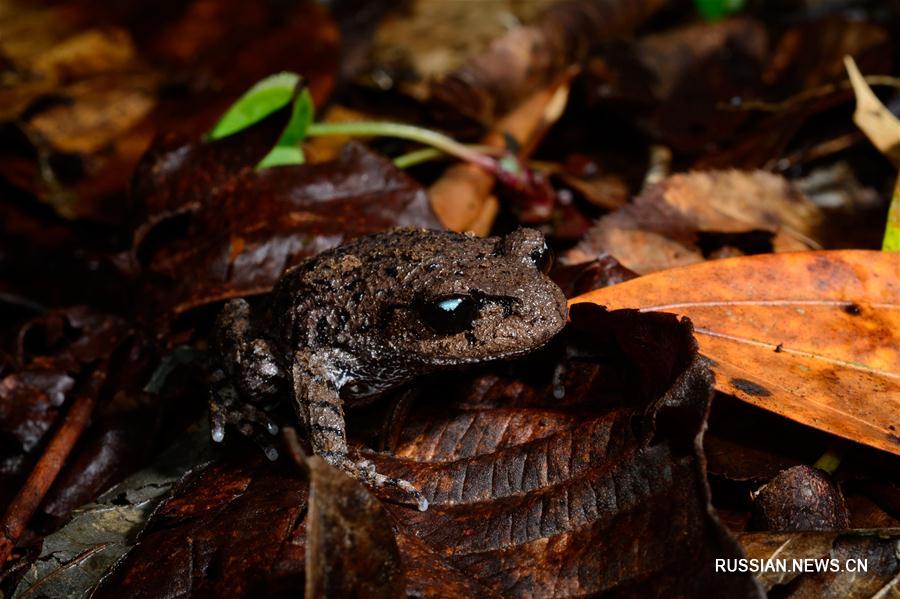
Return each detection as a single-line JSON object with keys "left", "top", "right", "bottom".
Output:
{"left": 337, "top": 457, "right": 428, "bottom": 511}
{"left": 209, "top": 369, "right": 280, "bottom": 460}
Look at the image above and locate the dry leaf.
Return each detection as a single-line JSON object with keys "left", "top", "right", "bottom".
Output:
{"left": 570, "top": 250, "right": 900, "bottom": 456}
{"left": 431, "top": 0, "right": 668, "bottom": 124}
{"left": 429, "top": 75, "right": 571, "bottom": 234}
{"left": 570, "top": 170, "right": 823, "bottom": 272}
{"left": 740, "top": 529, "right": 900, "bottom": 596}
{"left": 364, "top": 0, "right": 558, "bottom": 99}
{"left": 845, "top": 55, "right": 900, "bottom": 166}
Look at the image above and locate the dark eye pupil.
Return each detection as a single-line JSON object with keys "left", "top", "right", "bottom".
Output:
{"left": 420, "top": 294, "right": 477, "bottom": 334}
{"left": 530, "top": 242, "right": 553, "bottom": 274}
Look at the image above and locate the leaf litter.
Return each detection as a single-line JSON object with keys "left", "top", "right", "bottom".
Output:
{"left": 1, "top": 1, "right": 900, "bottom": 597}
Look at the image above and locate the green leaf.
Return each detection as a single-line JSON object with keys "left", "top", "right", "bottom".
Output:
{"left": 207, "top": 72, "right": 300, "bottom": 140}
{"left": 884, "top": 174, "right": 900, "bottom": 252}
{"left": 257, "top": 145, "right": 305, "bottom": 169}
{"left": 256, "top": 87, "right": 314, "bottom": 170}
{"left": 694, "top": 0, "right": 745, "bottom": 20}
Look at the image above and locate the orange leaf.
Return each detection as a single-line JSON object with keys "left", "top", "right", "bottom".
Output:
{"left": 570, "top": 250, "right": 900, "bottom": 456}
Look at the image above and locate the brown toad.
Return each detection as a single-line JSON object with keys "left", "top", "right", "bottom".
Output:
{"left": 209, "top": 228, "right": 567, "bottom": 510}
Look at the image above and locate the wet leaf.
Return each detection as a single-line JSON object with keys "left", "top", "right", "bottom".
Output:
{"left": 11, "top": 423, "right": 215, "bottom": 599}
{"left": 305, "top": 457, "right": 404, "bottom": 599}
{"left": 91, "top": 306, "right": 762, "bottom": 597}
{"left": 0, "top": 309, "right": 129, "bottom": 494}
{"left": 0, "top": 0, "right": 339, "bottom": 223}
{"left": 133, "top": 132, "right": 440, "bottom": 317}
{"left": 571, "top": 250, "right": 900, "bottom": 457}
{"left": 91, "top": 455, "right": 310, "bottom": 598}
{"left": 551, "top": 254, "right": 638, "bottom": 298}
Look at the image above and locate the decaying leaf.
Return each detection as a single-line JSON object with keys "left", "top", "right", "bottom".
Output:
{"left": 0, "top": 0, "right": 340, "bottom": 222}
{"left": 132, "top": 112, "right": 440, "bottom": 317}
{"left": 0, "top": 309, "right": 129, "bottom": 483}
{"left": 571, "top": 250, "right": 900, "bottom": 457}
{"left": 363, "top": 0, "right": 558, "bottom": 99}
{"left": 569, "top": 170, "right": 822, "bottom": 272}
{"left": 306, "top": 457, "right": 405, "bottom": 599}
{"left": 90, "top": 455, "right": 310, "bottom": 598}
{"left": 11, "top": 423, "right": 215, "bottom": 599}
{"left": 431, "top": 0, "right": 669, "bottom": 124}
{"left": 89, "top": 305, "right": 762, "bottom": 597}
{"left": 740, "top": 529, "right": 900, "bottom": 596}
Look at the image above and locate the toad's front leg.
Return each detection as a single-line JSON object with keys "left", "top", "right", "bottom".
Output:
{"left": 292, "top": 350, "right": 428, "bottom": 511}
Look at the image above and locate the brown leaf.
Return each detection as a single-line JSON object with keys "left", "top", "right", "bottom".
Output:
{"left": 739, "top": 528, "right": 900, "bottom": 596}
{"left": 305, "top": 457, "right": 404, "bottom": 599}
{"left": 845, "top": 56, "right": 900, "bottom": 167}
{"left": 551, "top": 254, "right": 638, "bottom": 298}
{"left": 571, "top": 170, "right": 823, "bottom": 273}
{"left": 0, "top": 0, "right": 339, "bottom": 223}
{"left": 428, "top": 76, "right": 570, "bottom": 234}
{"left": 363, "top": 0, "right": 557, "bottom": 98}
{"left": 90, "top": 306, "right": 762, "bottom": 597}
{"left": 369, "top": 306, "right": 761, "bottom": 596}
{"left": 133, "top": 134, "right": 440, "bottom": 317}
{"left": 571, "top": 250, "right": 900, "bottom": 457}
{"left": 694, "top": 15, "right": 891, "bottom": 171}
{"left": 0, "top": 309, "right": 129, "bottom": 490}
{"left": 91, "top": 456, "right": 310, "bottom": 598}
{"left": 634, "top": 17, "right": 768, "bottom": 151}
{"left": 431, "top": 0, "right": 669, "bottom": 124}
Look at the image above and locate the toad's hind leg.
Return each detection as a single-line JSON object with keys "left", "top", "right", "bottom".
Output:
{"left": 292, "top": 350, "right": 428, "bottom": 511}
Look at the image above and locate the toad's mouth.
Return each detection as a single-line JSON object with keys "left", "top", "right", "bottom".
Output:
{"left": 418, "top": 303, "right": 569, "bottom": 366}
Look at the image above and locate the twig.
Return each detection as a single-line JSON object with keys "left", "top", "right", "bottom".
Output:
{"left": 0, "top": 366, "right": 106, "bottom": 564}
{"left": 719, "top": 75, "right": 900, "bottom": 113}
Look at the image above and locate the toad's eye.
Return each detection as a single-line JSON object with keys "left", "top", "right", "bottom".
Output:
{"left": 419, "top": 294, "right": 478, "bottom": 335}
{"left": 530, "top": 241, "right": 553, "bottom": 274}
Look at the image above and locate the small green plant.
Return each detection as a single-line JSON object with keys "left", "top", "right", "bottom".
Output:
{"left": 883, "top": 175, "right": 900, "bottom": 252}
{"left": 694, "top": 0, "right": 745, "bottom": 20}
{"left": 205, "top": 72, "right": 531, "bottom": 189}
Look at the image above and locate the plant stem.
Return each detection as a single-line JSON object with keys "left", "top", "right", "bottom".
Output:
{"left": 393, "top": 144, "right": 504, "bottom": 169}
{"left": 306, "top": 122, "right": 499, "bottom": 172}
{"left": 393, "top": 148, "right": 445, "bottom": 169}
